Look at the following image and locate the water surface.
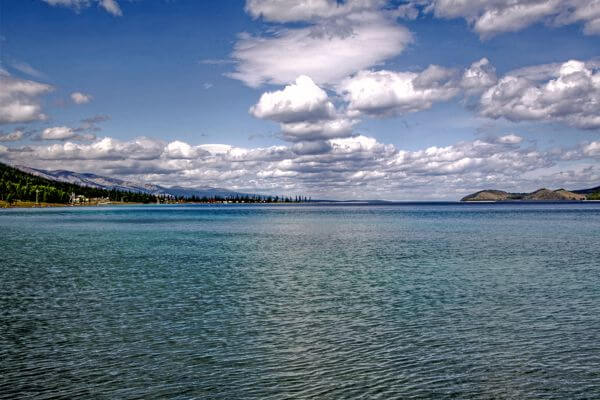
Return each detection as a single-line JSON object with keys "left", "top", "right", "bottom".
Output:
{"left": 1, "top": 203, "right": 600, "bottom": 399}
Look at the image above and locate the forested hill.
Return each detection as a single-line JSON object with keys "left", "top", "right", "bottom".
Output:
{"left": 0, "top": 162, "right": 157, "bottom": 204}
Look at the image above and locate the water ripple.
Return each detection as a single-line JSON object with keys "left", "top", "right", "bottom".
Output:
{"left": 1, "top": 203, "right": 600, "bottom": 399}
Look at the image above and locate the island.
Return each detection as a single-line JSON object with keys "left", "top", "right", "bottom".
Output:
{"left": 461, "top": 187, "right": 600, "bottom": 202}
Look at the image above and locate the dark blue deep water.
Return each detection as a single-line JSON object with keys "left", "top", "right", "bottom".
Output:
{"left": 1, "top": 203, "right": 600, "bottom": 399}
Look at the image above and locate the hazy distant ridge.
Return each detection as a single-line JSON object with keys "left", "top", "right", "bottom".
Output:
{"left": 15, "top": 165, "right": 255, "bottom": 199}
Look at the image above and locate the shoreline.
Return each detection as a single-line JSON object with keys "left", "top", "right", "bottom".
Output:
{"left": 0, "top": 200, "right": 309, "bottom": 209}
{"left": 3, "top": 199, "right": 600, "bottom": 209}
{"left": 0, "top": 200, "right": 144, "bottom": 209}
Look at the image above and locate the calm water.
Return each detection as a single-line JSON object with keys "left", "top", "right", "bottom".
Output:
{"left": 1, "top": 203, "right": 600, "bottom": 399}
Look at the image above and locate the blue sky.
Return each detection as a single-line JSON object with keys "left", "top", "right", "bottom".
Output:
{"left": 1, "top": 0, "right": 599, "bottom": 199}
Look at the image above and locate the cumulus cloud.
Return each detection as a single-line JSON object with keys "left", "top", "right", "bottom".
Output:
{"left": 3, "top": 132, "right": 582, "bottom": 200}
{"left": 250, "top": 75, "right": 356, "bottom": 141}
{"left": 0, "top": 70, "right": 52, "bottom": 124}
{"left": 249, "top": 58, "right": 599, "bottom": 135}
{"left": 407, "top": 0, "right": 600, "bottom": 38}
{"left": 71, "top": 91, "right": 93, "bottom": 104}
{"left": 480, "top": 59, "right": 600, "bottom": 129}
{"left": 229, "top": 11, "right": 412, "bottom": 86}
{"left": 461, "top": 58, "right": 497, "bottom": 94}
{"left": 32, "top": 137, "right": 165, "bottom": 160}
{"left": 250, "top": 75, "right": 336, "bottom": 123}
{"left": 164, "top": 141, "right": 210, "bottom": 160}
{"left": 5, "top": 130, "right": 600, "bottom": 199}
{"left": 339, "top": 65, "right": 460, "bottom": 117}
{"left": 42, "top": 0, "right": 122, "bottom": 16}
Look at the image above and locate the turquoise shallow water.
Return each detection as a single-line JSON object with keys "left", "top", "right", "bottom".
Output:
{"left": 1, "top": 203, "right": 600, "bottom": 399}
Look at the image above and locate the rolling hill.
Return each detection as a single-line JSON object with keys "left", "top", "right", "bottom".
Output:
{"left": 461, "top": 187, "right": 597, "bottom": 201}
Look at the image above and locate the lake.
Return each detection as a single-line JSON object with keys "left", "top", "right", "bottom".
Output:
{"left": 1, "top": 203, "right": 599, "bottom": 399}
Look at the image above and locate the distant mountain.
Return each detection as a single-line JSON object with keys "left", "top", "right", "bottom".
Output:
{"left": 15, "top": 165, "right": 257, "bottom": 199}
{"left": 572, "top": 185, "right": 600, "bottom": 195}
{"left": 461, "top": 187, "right": 592, "bottom": 202}
{"left": 16, "top": 166, "right": 165, "bottom": 194}
{"left": 1, "top": 162, "right": 156, "bottom": 204}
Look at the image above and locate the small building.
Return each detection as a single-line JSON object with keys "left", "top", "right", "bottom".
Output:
{"left": 70, "top": 193, "right": 88, "bottom": 204}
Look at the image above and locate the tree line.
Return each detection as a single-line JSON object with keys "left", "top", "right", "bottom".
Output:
{"left": 0, "top": 162, "right": 313, "bottom": 205}
{"left": 178, "top": 194, "right": 311, "bottom": 203}
{"left": 588, "top": 192, "right": 600, "bottom": 200}
{"left": 0, "top": 162, "right": 157, "bottom": 204}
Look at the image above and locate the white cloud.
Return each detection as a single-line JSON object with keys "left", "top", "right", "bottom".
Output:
{"left": 250, "top": 75, "right": 356, "bottom": 141}
{"left": 469, "top": 0, "right": 560, "bottom": 38}
{"left": 42, "top": 0, "right": 89, "bottom": 9}
{"left": 99, "top": 0, "right": 122, "bottom": 16}
{"left": 163, "top": 141, "right": 209, "bottom": 160}
{"left": 291, "top": 140, "right": 332, "bottom": 155}
{"left": 280, "top": 118, "right": 358, "bottom": 142}
{"left": 244, "top": 0, "right": 384, "bottom": 22}
{"left": 41, "top": 126, "right": 77, "bottom": 140}
{"left": 0, "top": 129, "right": 25, "bottom": 142}
{"left": 554, "top": 140, "right": 600, "bottom": 161}
{"left": 461, "top": 58, "right": 497, "bottom": 93}
{"left": 251, "top": 58, "right": 600, "bottom": 136}
{"left": 508, "top": 59, "right": 600, "bottom": 80}
{"left": 2, "top": 133, "right": 596, "bottom": 199}
{"left": 0, "top": 70, "right": 52, "bottom": 124}
{"left": 229, "top": 11, "right": 412, "bottom": 86}
{"left": 583, "top": 141, "right": 600, "bottom": 156}
{"left": 250, "top": 75, "right": 336, "bottom": 123}
{"left": 412, "top": 0, "right": 600, "bottom": 38}
{"left": 34, "top": 137, "right": 165, "bottom": 160}
{"left": 39, "top": 126, "right": 97, "bottom": 141}
{"left": 480, "top": 59, "right": 600, "bottom": 129}
{"left": 330, "top": 134, "right": 388, "bottom": 153}
{"left": 197, "top": 143, "right": 235, "bottom": 155}
{"left": 339, "top": 65, "right": 460, "bottom": 117}
{"left": 497, "top": 134, "right": 523, "bottom": 144}
{"left": 551, "top": 0, "right": 600, "bottom": 35}
{"left": 71, "top": 92, "right": 93, "bottom": 104}
{"left": 42, "top": 0, "right": 122, "bottom": 16}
